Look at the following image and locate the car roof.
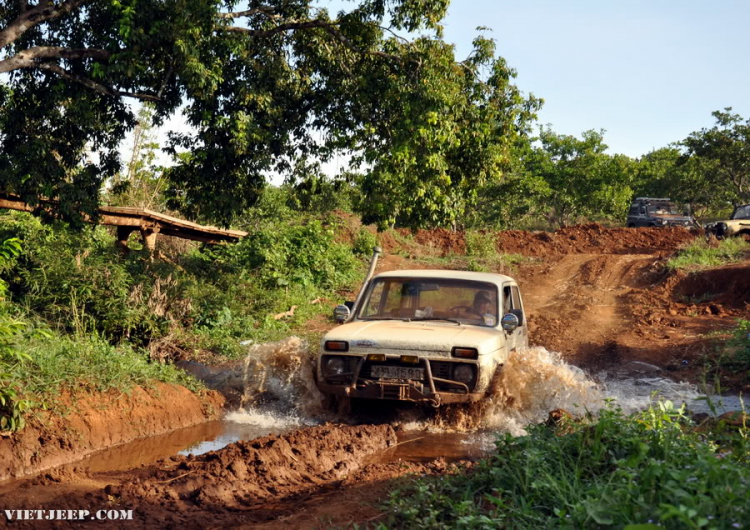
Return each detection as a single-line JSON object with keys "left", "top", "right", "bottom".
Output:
{"left": 372, "top": 269, "right": 517, "bottom": 286}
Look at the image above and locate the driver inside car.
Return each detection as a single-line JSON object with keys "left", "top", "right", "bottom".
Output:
{"left": 469, "top": 291, "right": 497, "bottom": 326}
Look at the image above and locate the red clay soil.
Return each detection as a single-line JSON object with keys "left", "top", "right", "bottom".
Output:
{"left": 374, "top": 224, "right": 699, "bottom": 258}
{"left": 497, "top": 224, "right": 699, "bottom": 256}
{"left": 521, "top": 252, "right": 749, "bottom": 390}
{"left": 0, "top": 384, "right": 224, "bottom": 481}
{"left": 0, "top": 424, "right": 421, "bottom": 528}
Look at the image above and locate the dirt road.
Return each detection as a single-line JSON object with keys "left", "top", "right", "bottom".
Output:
{"left": 1, "top": 225, "right": 747, "bottom": 528}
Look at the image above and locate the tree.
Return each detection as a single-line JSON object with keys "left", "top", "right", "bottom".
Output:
{"left": 634, "top": 147, "right": 716, "bottom": 218}
{"left": 681, "top": 108, "right": 750, "bottom": 208}
{"left": 0, "top": 0, "right": 537, "bottom": 228}
{"left": 526, "top": 128, "right": 634, "bottom": 228}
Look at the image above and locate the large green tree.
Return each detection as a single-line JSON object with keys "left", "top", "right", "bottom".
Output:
{"left": 525, "top": 128, "right": 635, "bottom": 228}
{"left": 681, "top": 108, "right": 750, "bottom": 208}
{"left": 0, "top": 0, "right": 538, "bottom": 228}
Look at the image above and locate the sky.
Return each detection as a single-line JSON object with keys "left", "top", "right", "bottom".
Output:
{"left": 127, "top": 0, "right": 750, "bottom": 169}
{"left": 438, "top": 0, "right": 750, "bottom": 157}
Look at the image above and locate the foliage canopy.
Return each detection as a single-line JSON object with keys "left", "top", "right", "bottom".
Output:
{"left": 0, "top": 0, "right": 539, "bottom": 228}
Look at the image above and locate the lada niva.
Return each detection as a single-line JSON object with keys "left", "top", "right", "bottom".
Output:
{"left": 316, "top": 260, "right": 528, "bottom": 407}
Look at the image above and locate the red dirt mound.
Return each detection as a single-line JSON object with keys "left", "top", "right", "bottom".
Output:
{"left": 497, "top": 224, "right": 699, "bottom": 256}
{"left": 671, "top": 262, "right": 750, "bottom": 310}
{"left": 377, "top": 224, "right": 698, "bottom": 258}
{"left": 97, "top": 424, "right": 397, "bottom": 523}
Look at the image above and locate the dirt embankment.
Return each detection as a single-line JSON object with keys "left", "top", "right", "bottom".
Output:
{"left": 376, "top": 224, "right": 699, "bottom": 258}
{"left": 0, "top": 384, "right": 224, "bottom": 481}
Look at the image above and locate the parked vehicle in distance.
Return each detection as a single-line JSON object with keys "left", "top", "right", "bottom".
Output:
{"left": 704, "top": 204, "right": 750, "bottom": 239}
{"left": 626, "top": 197, "right": 697, "bottom": 228}
{"left": 316, "top": 262, "right": 528, "bottom": 408}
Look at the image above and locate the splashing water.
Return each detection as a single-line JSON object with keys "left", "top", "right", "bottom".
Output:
{"left": 227, "top": 338, "right": 742, "bottom": 437}
{"left": 228, "top": 336, "right": 328, "bottom": 428}
{"left": 422, "top": 347, "right": 605, "bottom": 435}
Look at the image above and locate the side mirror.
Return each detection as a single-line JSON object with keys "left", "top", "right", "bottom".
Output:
{"left": 333, "top": 304, "right": 351, "bottom": 324}
{"left": 501, "top": 313, "right": 519, "bottom": 333}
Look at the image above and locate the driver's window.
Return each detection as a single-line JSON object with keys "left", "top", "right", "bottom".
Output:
{"left": 503, "top": 286, "right": 513, "bottom": 314}
{"left": 735, "top": 206, "right": 750, "bottom": 219}
{"left": 639, "top": 206, "right": 646, "bottom": 215}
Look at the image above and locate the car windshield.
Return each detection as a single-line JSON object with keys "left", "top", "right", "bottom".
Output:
{"left": 359, "top": 278, "right": 499, "bottom": 327}
{"left": 648, "top": 203, "right": 681, "bottom": 215}
{"left": 732, "top": 205, "right": 750, "bottom": 220}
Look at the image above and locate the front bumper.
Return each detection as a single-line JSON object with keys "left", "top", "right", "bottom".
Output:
{"left": 317, "top": 355, "right": 488, "bottom": 406}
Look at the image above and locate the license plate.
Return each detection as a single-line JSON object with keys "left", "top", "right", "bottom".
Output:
{"left": 371, "top": 365, "right": 424, "bottom": 380}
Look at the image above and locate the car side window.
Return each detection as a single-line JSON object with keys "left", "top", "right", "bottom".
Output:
{"left": 734, "top": 205, "right": 750, "bottom": 220}
{"left": 639, "top": 206, "right": 646, "bottom": 215}
{"left": 510, "top": 286, "right": 522, "bottom": 309}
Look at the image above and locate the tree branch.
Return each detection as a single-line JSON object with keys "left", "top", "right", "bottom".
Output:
{"left": 223, "top": 19, "right": 337, "bottom": 38}
{"left": 0, "top": 46, "right": 109, "bottom": 73}
{"left": 322, "top": 25, "right": 403, "bottom": 61}
{"left": 0, "top": 0, "right": 92, "bottom": 48}
{"left": 217, "top": 6, "right": 280, "bottom": 20}
{"left": 36, "top": 63, "right": 161, "bottom": 102}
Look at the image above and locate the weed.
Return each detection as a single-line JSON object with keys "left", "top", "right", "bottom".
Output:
{"left": 383, "top": 403, "right": 750, "bottom": 529}
{"left": 667, "top": 237, "right": 749, "bottom": 271}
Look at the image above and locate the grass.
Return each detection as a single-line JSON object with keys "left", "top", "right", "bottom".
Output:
{"left": 667, "top": 237, "right": 749, "bottom": 271}
{"left": 381, "top": 402, "right": 750, "bottom": 529}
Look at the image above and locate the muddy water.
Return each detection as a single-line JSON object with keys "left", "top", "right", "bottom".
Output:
{"left": 57, "top": 337, "right": 744, "bottom": 475}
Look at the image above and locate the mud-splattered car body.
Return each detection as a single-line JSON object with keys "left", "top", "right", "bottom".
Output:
{"left": 316, "top": 270, "right": 528, "bottom": 406}
{"left": 704, "top": 204, "right": 750, "bottom": 239}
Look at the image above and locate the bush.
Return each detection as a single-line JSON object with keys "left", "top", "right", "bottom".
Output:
{"left": 384, "top": 403, "right": 750, "bottom": 529}
{"left": 352, "top": 227, "right": 378, "bottom": 258}
{"left": 465, "top": 230, "right": 496, "bottom": 258}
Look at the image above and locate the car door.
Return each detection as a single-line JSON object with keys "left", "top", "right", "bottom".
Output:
{"left": 502, "top": 283, "right": 528, "bottom": 351}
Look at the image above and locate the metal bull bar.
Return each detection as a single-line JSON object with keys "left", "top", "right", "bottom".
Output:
{"left": 340, "top": 356, "right": 473, "bottom": 407}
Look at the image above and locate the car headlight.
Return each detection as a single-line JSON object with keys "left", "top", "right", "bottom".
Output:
{"left": 324, "top": 357, "right": 346, "bottom": 376}
{"left": 453, "top": 364, "right": 475, "bottom": 384}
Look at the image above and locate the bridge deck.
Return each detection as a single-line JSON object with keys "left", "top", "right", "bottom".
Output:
{"left": 0, "top": 194, "right": 247, "bottom": 250}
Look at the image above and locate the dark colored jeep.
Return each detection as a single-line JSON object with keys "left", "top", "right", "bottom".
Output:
{"left": 626, "top": 198, "right": 696, "bottom": 228}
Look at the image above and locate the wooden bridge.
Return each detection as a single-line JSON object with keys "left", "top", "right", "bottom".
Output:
{"left": 0, "top": 194, "right": 247, "bottom": 252}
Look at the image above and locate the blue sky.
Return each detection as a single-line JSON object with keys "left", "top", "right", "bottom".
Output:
{"left": 437, "top": 0, "right": 750, "bottom": 157}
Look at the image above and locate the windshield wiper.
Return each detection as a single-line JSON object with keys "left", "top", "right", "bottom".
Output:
{"left": 412, "top": 317, "right": 462, "bottom": 325}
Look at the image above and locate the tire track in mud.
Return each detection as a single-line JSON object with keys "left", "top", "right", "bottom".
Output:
{"left": 521, "top": 253, "right": 656, "bottom": 367}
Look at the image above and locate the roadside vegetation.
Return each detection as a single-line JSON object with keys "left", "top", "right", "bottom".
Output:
{"left": 667, "top": 237, "right": 749, "bottom": 271}
{"left": 383, "top": 402, "right": 749, "bottom": 529}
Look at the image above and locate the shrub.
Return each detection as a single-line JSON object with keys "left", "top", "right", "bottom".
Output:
{"left": 465, "top": 230, "right": 496, "bottom": 258}
{"left": 384, "top": 403, "right": 750, "bottom": 529}
{"left": 352, "top": 227, "right": 378, "bottom": 258}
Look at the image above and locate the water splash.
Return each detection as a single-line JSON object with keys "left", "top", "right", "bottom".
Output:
{"left": 239, "top": 336, "right": 326, "bottom": 417}
{"left": 423, "top": 347, "right": 605, "bottom": 435}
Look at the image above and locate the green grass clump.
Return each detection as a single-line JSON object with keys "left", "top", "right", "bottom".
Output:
{"left": 383, "top": 403, "right": 750, "bottom": 529}
{"left": 667, "top": 237, "right": 749, "bottom": 271}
